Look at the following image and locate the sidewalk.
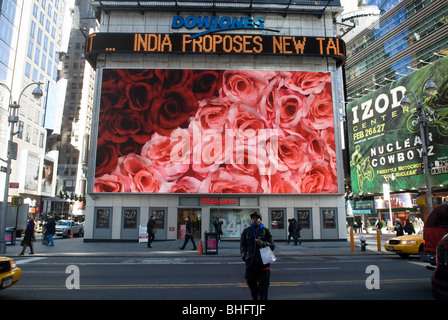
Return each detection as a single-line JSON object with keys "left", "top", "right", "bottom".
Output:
{"left": 4, "top": 231, "right": 397, "bottom": 258}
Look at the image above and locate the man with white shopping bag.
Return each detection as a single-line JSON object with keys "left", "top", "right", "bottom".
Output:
{"left": 240, "top": 211, "right": 275, "bottom": 300}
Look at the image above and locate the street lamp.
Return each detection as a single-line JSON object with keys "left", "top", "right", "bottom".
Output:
{"left": 0, "top": 81, "right": 43, "bottom": 254}
{"left": 400, "top": 76, "right": 437, "bottom": 218}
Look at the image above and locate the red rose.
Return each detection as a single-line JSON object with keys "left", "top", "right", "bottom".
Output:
{"left": 95, "top": 139, "right": 119, "bottom": 177}
{"left": 192, "top": 70, "right": 224, "bottom": 101}
{"left": 100, "top": 108, "right": 152, "bottom": 144}
{"left": 149, "top": 88, "right": 198, "bottom": 136}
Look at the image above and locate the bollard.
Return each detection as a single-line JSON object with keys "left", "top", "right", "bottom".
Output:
{"left": 360, "top": 236, "right": 367, "bottom": 251}
{"left": 376, "top": 229, "right": 381, "bottom": 252}
{"left": 350, "top": 229, "right": 355, "bottom": 252}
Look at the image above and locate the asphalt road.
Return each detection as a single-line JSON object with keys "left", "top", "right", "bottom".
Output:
{"left": 1, "top": 254, "right": 435, "bottom": 301}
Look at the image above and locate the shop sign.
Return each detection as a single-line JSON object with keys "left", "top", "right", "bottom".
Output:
{"left": 171, "top": 15, "right": 275, "bottom": 39}
{"left": 85, "top": 33, "right": 346, "bottom": 67}
{"left": 353, "top": 200, "right": 375, "bottom": 214}
{"left": 201, "top": 197, "right": 239, "bottom": 206}
{"left": 374, "top": 193, "right": 417, "bottom": 209}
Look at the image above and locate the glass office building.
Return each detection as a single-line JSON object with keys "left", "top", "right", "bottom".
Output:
{"left": 345, "top": 0, "right": 448, "bottom": 100}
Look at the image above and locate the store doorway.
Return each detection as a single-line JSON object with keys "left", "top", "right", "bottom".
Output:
{"left": 177, "top": 208, "right": 201, "bottom": 239}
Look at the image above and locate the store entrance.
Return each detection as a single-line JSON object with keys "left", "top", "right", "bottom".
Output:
{"left": 177, "top": 208, "right": 201, "bottom": 239}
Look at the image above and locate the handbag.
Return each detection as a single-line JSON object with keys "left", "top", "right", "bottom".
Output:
{"left": 260, "top": 246, "right": 276, "bottom": 264}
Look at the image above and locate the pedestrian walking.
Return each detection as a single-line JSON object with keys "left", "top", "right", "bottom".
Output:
{"left": 213, "top": 217, "right": 223, "bottom": 241}
{"left": 404, "top": 219, "right": 415, "bottom": 235}
{"left": 287, "top": 219, "right": 294, "bottom": 244}
{"left": 19, "top": 217, "right": 35, "bottom": 255}
{"left": 147, "top": 215, "right": 156, "bottom": 248}
{"left": 44, "top": 216, "right": 56, "bottom": 246}
{"left": 394, "top": 219, "right": 404, "bottom": 236}
{"left": 375, "top": 219, "right": 382, "bottom": 230}
{"left": 240, "top": 211, "right": 275, "bottom": 300}
{"left": 293, "top": 218, "right": 302, "bottom": 246}
{"left": 179, "top": 216, "right": 197, "bottom": 250}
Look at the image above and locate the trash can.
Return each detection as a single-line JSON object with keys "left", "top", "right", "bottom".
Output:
{"left": 5, "top": 228, "right": 16, "bottom": 245}
{"left": 204, "top": 232, "right": 218, "bottom": 255}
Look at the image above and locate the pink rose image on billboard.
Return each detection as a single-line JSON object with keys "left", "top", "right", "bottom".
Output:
{"left": 94, "top": 69, "right": 338, "bottom": 194}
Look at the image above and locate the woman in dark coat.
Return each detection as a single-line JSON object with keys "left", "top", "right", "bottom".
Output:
{"left": 20, "top": 217, "right": 35, "bottom": 255}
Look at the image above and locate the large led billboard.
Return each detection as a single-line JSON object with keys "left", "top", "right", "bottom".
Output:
{"left": 346, "top": 57, "right": 448, "bottom": 195}
{"left": 94, "top": 69, "right": 338, "bottom": 194}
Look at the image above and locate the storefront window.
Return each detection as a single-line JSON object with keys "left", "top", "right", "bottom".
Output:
{"left": 210, "top": 209, "right": 254, "bottom": 238}
{"left": 269, "top": 209, "right": 285, "bottom": 229}
{"left": 321, "top": 208, "right": 337, "bottom": 229}
{"left": 123, "top": 208, "right": 138, "bottom": 229}
{"left": 149, "top": 208, "right": 165, "bottom": 229}
{"left": 296, "top": 208, "right": 311, "bottom": 229}
{"left": 95, "top": 208, "right": 110, "bottom": 228}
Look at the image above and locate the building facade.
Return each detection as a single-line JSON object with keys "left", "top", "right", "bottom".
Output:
{"left": 343, "top": 0, "right": 448, "bottom": 227}
{"left": 345, "top": 0, "right": 448, "bottom": 100}
{"left": 84, "top": 0, "right": 348, "bottom": 242}
{"left": 0, "top": 0, "right": 69, "bottom": 221}
{"left": 45, "top": 0, "right": 98, "bottom": 220}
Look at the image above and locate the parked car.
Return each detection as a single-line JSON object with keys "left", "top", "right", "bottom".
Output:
{"left": 385, "top": 230, "right": 424, "bottom": 258}
{"left": 421, "top": 205, "right": 448, "bottom": 265}
{"left": 430, "top": 233, "right": 448, "bottom": 299}
{"left": 55, "top": 220, "right": 84, "bottom": 238}
{"left": 0, "top": 256, "right": 21, "bottom": 290}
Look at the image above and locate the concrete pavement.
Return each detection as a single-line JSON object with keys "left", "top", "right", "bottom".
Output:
{"left": 5, "top": 231, "right": 398, "bottom": 258}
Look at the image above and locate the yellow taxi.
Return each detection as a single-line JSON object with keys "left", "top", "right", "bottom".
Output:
{"left": 385, "top": 230, "right": 424, "bottom": 258}
{"left": 0, "top": 256, "right": 22, "bottom": 289}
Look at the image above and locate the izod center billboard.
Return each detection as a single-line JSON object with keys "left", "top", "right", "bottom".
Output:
{"left": 347, "top": 57, "right": 448, "bottom": 195}
{"left": 94, "top": 69, "right": 338, "bottom": 194}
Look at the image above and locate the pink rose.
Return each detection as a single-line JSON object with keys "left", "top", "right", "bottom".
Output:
{"left": 299, "top": 161, "right": 338, "bottom": 193}
{"left": 285, "top": 72, "right": 331, "bottom": 95}
{"left": 220, "top": 70, "right": 269, "bottom": 105}
{"left": 267, "top": 172, "right": 300, "bottom": 193}
{"left": 94, "top": 174, "right": 131, "bottom": 192}
{"left": 167, "top": 176, "right": 202, "bottom": 193}
{"left": 131, "top": 167, "right": 166, "bottom": 193}
{"left": 194, "top": 98, "right": 230, "bottom": 132}
{"left": 141, "top": 129, "right": 191, "bottom": 181}
{"left": 277, "top": 133, "right": 310, "bottom": 172}
{"left": 112, "top": 153, "right": 152, "bottom": 177}
{"left": 227, "top": 104, "right": 267, "bottom": 145}
{"left": 258, "top": 75, "right": 283, "bottom": 125}
{"left": 274, "top": 88, "right": 308, "bottom": 129}
{"left": 198, "top": 168, "right": 260, "bottom": 193}
{"left": 306, "top": 83, "right": 334, "bottom": 130}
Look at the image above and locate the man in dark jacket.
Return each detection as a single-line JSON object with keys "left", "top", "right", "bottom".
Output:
{"left": 179, "top": 216, "right": 197, "bottom": 250}
{"left": 147, "top": 215, "right": 156, "bottom": 248}
{"left": 44, "top": 217, "right": 56, "bottom": 246}
{"left": 240, "top": 212, "right": 275, "bottom": 300}
{"left": 394, "top": 219, "right": 404, "bottom": 236}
